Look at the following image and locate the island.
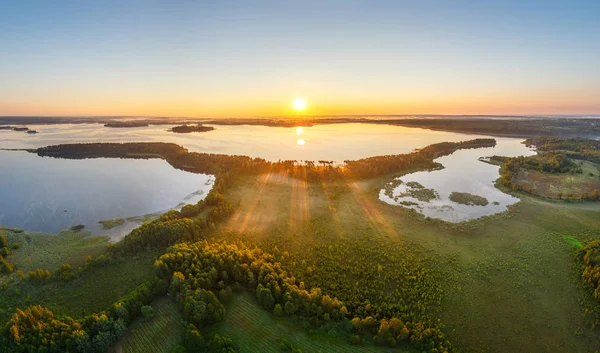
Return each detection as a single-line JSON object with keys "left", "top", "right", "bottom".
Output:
{"left": 169, "top": 124, "right": 215, "bottom": 133}
{"left": 0, "top": 126, "right": 38, "bottom": 134}
{"left": 104, "top": 121, "right": 150, "bottom": 128}
{"left": 449, "top": 191, "right": 489, "bottom": 206}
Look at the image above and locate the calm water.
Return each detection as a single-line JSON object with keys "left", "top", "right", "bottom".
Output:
{"left": 0, "top": 151, "right": 213, "bottom": 238}
{"left": 1, "top": 123, "right": 533, "bottom": 233}
{"left": 379, "top": 138, "right": 536, "bottom": 222}
{"left": 1, "top": 123, "right": 496, "bottom": 162}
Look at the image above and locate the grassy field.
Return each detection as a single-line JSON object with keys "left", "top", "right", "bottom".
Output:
{"left": 513, "top": 160, "right": 600, "bottom": 199}
{"left": 100, "top": 218, "right": 126, "bottom": 229}
{"left": 213, "top": 293, "right": 412, "bottom": 353}
{"left": 2, "top": 153, "right": 600, "bottom": 352}
{"left": 216, "top": 171, "right": 600, "bottom": 353}
{"left": 0, "top": 248, "right": 158, "bottom": 323}
{"left": 0, "top": 229, "right": 109, "bottom": 272}
{"left": 110, "top": 297, "right": 185, "bottom": 353}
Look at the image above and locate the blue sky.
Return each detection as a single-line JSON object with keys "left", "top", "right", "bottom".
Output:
{"left": 1, "top": 0, "right": 599, "bottom": 116}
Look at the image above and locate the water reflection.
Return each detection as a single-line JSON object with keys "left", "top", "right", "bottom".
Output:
{"left": 296, "top": 126, "right": 304, "bottom": 135}
{"left": 379, "top": 138, "right": 535, "bottom": 222}
{"left": 297, "top": 139, "right": 306, "bottom": 146}
{"left": 0, "top": 151, "right": 213, "bottom": 238}
{"left": 0, "top": 123, "right": 517, "bottom": 162}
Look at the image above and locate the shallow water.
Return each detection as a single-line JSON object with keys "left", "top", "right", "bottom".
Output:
{"left": 1, "top": 123, "right": 496, "bottom": 162}
{"left": 379, "top": 138, "right": 536, "bottom": 222}
{"left": 0, "top": 151, "right": 213, "bottom": 237}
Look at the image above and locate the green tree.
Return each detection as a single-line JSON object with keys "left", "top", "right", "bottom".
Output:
{"left": 273, "top": 304, "right": 283, "bottom": 316}
{"left": 141, "top": 305, "right": 155, "bottom": 319}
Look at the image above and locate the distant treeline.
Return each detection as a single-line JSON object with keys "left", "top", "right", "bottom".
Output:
{"left": 376, "top": 118, "right": 600, "bottom": 138}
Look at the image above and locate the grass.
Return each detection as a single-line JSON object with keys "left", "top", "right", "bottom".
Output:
{"left": 0, "top": 248, "right": 158, "bottom": 323}
{"left": 212, "top": 293, "right": 412, "bottom": 353}
{"left": 513, "top": 160, "right": 600, "bottom": 199}
{"left": 110, "top": 297, "right": 185, "bottom": 353}
{"left": 217, "top": 170, "right": 600, "bottom": 353}
{"left": 3, "top": 150, "right": 600, "bottom": 352}
{"left": 99, "top": 218, "right": 126, "bottom": 229}
{"left": 394, "top": 180, "right": 439, "bottom": 202}
{"left": 449, "top": 192, "right": 489, "bottom": 206}
{"left": 0, "top": 229, "right": 109, "bottom": 272}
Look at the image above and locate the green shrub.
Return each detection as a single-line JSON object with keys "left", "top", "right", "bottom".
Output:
{"left": 141, "top": 305, "right": 155, "bottom": 319}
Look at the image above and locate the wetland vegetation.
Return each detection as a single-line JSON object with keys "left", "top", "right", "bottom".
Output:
{"left": 448, "top": 192, "right": 489, "bottom": 206}
{"left": 1, "top": 135, "right": 600, "bottom": 353}
{"left": 99, "top": 219, "right": 126, "bottom": 230}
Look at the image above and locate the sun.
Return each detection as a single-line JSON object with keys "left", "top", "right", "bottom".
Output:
{"left": 293, "top": 98, "right": 307, "bottom": 112}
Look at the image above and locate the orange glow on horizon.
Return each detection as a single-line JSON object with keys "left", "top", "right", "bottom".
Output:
{"left": 1, "top": 91, "right": 599, "bottom": 117}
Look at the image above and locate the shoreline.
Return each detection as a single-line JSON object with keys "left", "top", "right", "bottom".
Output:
{"left": 1, "top": 116, "right": 599, "bottom": 139}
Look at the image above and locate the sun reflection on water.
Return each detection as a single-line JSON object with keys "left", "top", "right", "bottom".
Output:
{"left": 296, "top": 126, "right": 303, "bottom": 135}
{"left": 297, "top": 139, "right": 306, "bottom": 146}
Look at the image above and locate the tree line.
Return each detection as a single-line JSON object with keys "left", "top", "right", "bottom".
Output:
{"left": 36, "top": 138, "right": 496, "bottom": 182}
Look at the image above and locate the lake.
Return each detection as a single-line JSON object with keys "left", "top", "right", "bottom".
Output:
{"left": 2, "top": 122, "right": 498, "bottom": 162}
{"left": 379, "top": 138, "right": 536, "bottom": 222}
{"left": 0, "top": 150, "right": 213, "bottom": 239}
{"left": 0, "top": 123, "right": 534, "bottom": 233}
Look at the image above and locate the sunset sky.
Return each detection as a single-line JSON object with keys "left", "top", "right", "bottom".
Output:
{"left": 1, "top": 0, "right": 599, "bottom": 117}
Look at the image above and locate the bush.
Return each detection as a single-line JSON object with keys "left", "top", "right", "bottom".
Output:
{"left": 141, "top": 305, "right": 155, "bottom": 319}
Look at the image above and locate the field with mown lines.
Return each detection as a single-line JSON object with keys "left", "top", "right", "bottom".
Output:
{"left": 113, "top": 297, "right": 184, "bottom": 353}
{"left": 215, "top": 293, "right": 414, "bottom": 353}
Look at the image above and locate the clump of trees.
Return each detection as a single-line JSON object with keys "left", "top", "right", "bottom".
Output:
{"left": 0, "top": 255, "right": 13, "bottom": 274}
{"left": 154, "top": 241, "right": 452, "bottom": 352}
{"left": 499, "top": 147, "right": 600, "bottom": 201}
{"left": 110, "top": 192, "right": 234, "bottom": 257}
{"left": 579, "top": 240, "right": 600, "bottom": 300}
{"left": 170, "top": 124, "right": 215, "bottom": 133}
{"left": 181, "top": 324, "right": 239, "bottom": 352}
{"left": 0, "top": 235, "right": 14, "bottom": 273}
{"left": 0, "top": 277, "right": 168, "bottom": 352}
{"left": 1, "top": 305, "right": 125, "bottom": 353}
{"left": 525, "top": 137, "right": 600, "bottom": 165}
